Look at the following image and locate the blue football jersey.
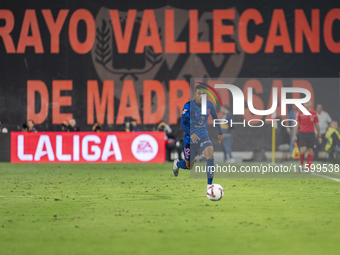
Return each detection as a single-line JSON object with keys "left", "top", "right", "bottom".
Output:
{"left": 181, "top": 100, "right": 217, "bottom": 144}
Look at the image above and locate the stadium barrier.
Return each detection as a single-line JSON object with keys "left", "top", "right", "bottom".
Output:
{"left": 10, "top": 132, "right": 165, "bottom": 163}
{"left": 0, "top": 133, "right": 10, "bottom": 162}
{"left": 3, "top": 132, "right": 329, "bottom": 163}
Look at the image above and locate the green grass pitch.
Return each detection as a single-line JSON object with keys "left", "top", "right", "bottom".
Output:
{"left": 0, "top": 162, "right": 339, "bottom": 255}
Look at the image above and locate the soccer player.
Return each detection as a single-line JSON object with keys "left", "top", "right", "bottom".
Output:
{"left": 172, "top": 84, "right": 224, "bottom": 189}
{"left": 293, "top": 100, "right": 322, "bottom": 172}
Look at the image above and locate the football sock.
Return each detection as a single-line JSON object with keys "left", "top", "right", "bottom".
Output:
{"left": 176, "top": 160, "right": 188, "bottom": 169}
{"left": 207, "top": 159, "right": 214, "bottom": 185}
{"left": 306, "top": 154, "right": 313, "bottom": 170}
{"left": 300, "top": 153, "right": 305, "bottom": 165}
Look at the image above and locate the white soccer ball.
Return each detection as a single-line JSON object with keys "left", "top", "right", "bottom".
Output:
{"left": 206, "top": 184, "right": 224, "bottom": 201}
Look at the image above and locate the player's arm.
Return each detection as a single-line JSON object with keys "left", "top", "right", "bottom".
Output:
{"left": 181, "top": 116, "right": 199, "bottom": 143}
{"left": 181, "top": 105, "right": 200, "bottom": 143}
{"left": 181, "top": 115, "right": 190, "bottom": 134}
{"left": 210, "top": 107, "right": 224, "bottom": 144}
{"left": 180, "top": 104, "right": 190, "bottom": 132}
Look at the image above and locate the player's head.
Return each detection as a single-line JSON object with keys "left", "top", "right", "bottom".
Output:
{"left": 330, "top": 121, "right": 338, "bottom": 129}
{"left": 194, "top": 85, "right": 207, "bottom": 105}
{"left": 316, "top": 104, "right": 323, "bottom": 113}
{"left": 27, "top": 119, "right": 34, "bottom": 130}
{"left": 93, "top": 123, "right": 102, "bottom": 132}
{"left": 69, "top": 119, "right": 76, "bottom": 127}
{"left": 130, "top": 118, "right": 137, "bottom": 127}
{"left": 303, "top": 100, "right": 312, "bottom": 110}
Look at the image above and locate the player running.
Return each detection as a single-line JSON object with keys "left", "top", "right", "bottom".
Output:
{"left": 293, "top": 100, "right": 322, "bottom": 172}
{"left": 172, "top": 84, "right": 224, "bottom": 189}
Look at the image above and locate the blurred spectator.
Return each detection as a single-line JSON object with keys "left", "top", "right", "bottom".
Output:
{"left": 157, "top": 121, "right": 182, "bottom": 161}
{"left": 68, "top": 119, "right": 80, "bottom": 131}
{"left": 220, "top": 105, "right": 234, "bottom": 162}
{"left": 61, "top": 121, "right": 68, "bottom": 131}
{"left": 125, "top": 118, "right": 140, "bottom": 132}
{"left": 130, "top": 119, "right": 140, "bottom": 131}
{"left": 27, "top": 119, "right": 37, "bottom": 132}
{"left": 0, "top": 121, "right": 4, "bottom": 133}
{"left": 157, "top": 122, "right": 172, "bottom": 134}
{"left": 124, "top": 118, "right": 130, "bottom": 132}
{"left": 0, "top": 121, "right": 8, "bottom": 133}
{"left": 92, "top": 123, "right": 103, "bottom": 132}
{"left": 286, "top": 105, "right": 298, "bottom": 158}
{"left": 22, "top": 123, "right": 28, "bottom": 132}
{"left": 325, "top": 121, "right": 340, "bottom": 162}
{"left": 314, "top": 104, "right": 332, "bottom": 160}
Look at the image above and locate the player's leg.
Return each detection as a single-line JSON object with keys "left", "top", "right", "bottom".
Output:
{"left": 300, "top": 146, "right": 307, "bottom": 160}
{"left": 305, "top": 148, "right": 314, "bottom": 171}
{"left": 305, "top": 133, "right": 316, "bottom": 172}
{"left": 185, "top": 160, "right": 196, "bottom": 169}
{"left": 202, "top": 145, "right": 215, "bottom": 187}
{"left": 298, "top": 132, "right": 307, "bottom": 172}
{"left": 172, "top": 143, "right": 196, "bottom": 176}
{"left": 299, "top": 146, "right": 307, "bottom": 172}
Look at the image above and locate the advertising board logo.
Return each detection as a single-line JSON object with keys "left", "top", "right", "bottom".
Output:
{"left": 137, "top": 141, "right": 153, "bottom": 153}
{"left": 91, "top": 6, "right": 245, "bottom": 117}
{"left": 92, "top": 6, "right": 244, "bottom": 82}
{"left": 93, "top": 16, "right": 162, "bottom": 81}
{"left": 131, "top": 134, "right": 158, "bottom": 161}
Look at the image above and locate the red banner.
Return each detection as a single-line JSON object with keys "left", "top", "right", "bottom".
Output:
{"left": 11, "top": 132, "right": 165, "bottom": 163}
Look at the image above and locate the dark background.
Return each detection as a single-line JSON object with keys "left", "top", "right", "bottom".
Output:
{"left": 1, "top": 0, "right": 340, "bottom": 152}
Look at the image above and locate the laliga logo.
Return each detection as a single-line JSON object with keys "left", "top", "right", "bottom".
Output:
{"left": 198, "top": 82, "right": 312, "bottom": 127}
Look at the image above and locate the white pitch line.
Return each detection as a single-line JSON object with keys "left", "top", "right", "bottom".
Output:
{"left": 0, "top": 196, "right": 35, "bottom": 198}
{"left": 0, "top": 195, "right": 96, "bottom": 198}
{"left": 311, "top": 172, "right": 340, "bottom": 182}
